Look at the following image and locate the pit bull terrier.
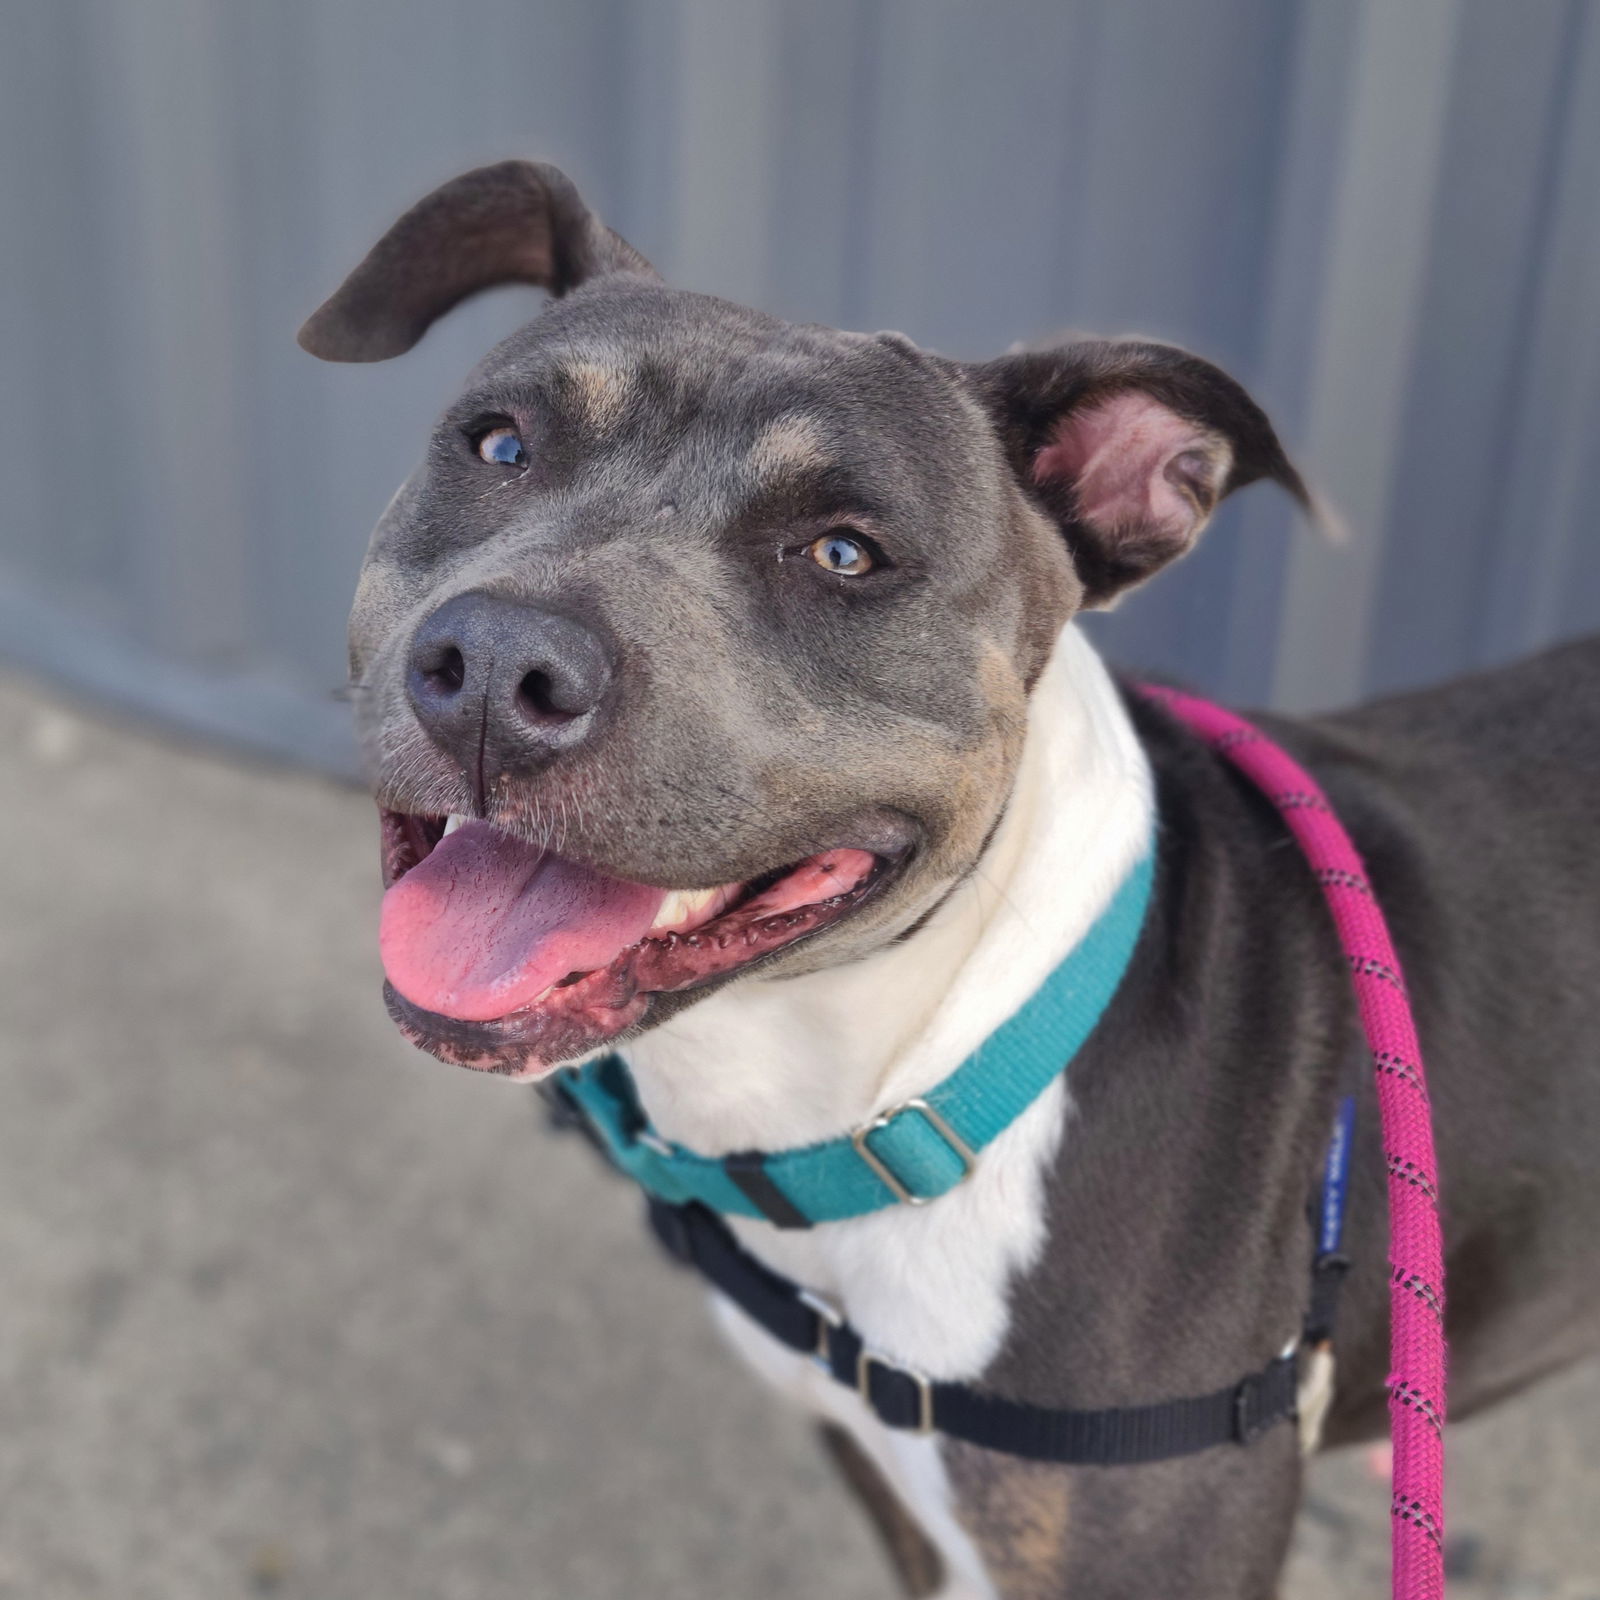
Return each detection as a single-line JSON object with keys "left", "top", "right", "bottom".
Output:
{"left": 299, "top": 160, "right": 1600, "bottom": 1598}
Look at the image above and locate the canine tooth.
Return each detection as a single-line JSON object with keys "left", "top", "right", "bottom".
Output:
{"left": 651, "top": 886, "right": 720, "bottom": 931}
{"left": 442, "top": 814, "right": 467, "bottom": 837}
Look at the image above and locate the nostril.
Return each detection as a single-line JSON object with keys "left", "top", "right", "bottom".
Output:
{"left": 424, "top": 645, "right": 466, "bottom": 695}
{"left": 517, "top": 668, "right": 578, "bottom": 722}
{"left": 408, "top": 593, "right": 609, "bottom": 758}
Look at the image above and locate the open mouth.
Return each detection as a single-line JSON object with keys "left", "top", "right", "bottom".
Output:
{"left": 376, "top": 808, "right": 900, "bottom": 1079}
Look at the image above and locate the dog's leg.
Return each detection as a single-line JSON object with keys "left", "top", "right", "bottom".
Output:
{"left": 817, "top": 1423, "right": 946, "bottom": 1597}
{"left": 714, "top": 1296, "right": 998, "bottom": 1596}
{"left": 942, "top": 1435, "right": 1304, "bottom": 1600}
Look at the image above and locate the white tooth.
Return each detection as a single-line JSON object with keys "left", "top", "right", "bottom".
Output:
{"left": 651, "top": 886, "right": 720, "bottom": 931}
{"left": 653, "top": 890, "right": 691, "bottom": 929}
{"left": 442, "top": 814, "right": 467, "bottom": 837}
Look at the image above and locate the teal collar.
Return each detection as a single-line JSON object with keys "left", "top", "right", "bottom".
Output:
{"left": 554, "top": 846, "right": 1155, "bottom": 1228}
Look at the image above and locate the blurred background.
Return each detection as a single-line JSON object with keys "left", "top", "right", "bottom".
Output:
{"left": 5, "top": 0, "right": 1599, "bottom": 770}
{"left": 1, "top": 3, "right": 1597, "bottom": 1598}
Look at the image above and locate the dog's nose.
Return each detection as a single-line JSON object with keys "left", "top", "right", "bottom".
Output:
{"left": 406, "top": 591, "right": 612, "bottom": 774}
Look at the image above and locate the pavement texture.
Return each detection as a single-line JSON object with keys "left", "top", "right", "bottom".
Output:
{"left": 1, "top": 670, "right": 1596, "bottom": 1600}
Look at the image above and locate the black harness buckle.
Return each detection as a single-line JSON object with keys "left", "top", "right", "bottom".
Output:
{"left": 1232, "top": 1354, "right": 1297, "bottom": 1444}
{"left": 858, "top": 1351, "right": 935, "bottom": 1434}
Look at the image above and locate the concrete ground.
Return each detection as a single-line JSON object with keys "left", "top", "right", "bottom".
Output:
{"left": 1, "top": 670, "right": 1596, "bottom": 1600}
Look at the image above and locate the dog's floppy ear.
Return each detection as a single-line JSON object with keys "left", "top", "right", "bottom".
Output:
{"left": 969, "top": 340, "right": 1308, "bottom": 607}
{"left": 298, "top": 160, "right": 657, "bottom": 363}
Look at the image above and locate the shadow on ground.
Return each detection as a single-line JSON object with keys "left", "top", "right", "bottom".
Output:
{"left": 1, "top": 674, "right": 1595, "bottom": 1600}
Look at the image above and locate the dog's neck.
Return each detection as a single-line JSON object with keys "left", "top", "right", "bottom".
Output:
{"left": 623, "top": 625, "right": 1155, "bottom": 1158}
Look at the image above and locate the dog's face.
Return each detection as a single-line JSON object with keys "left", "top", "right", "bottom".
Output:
{"left": 302, "top": 162, "right": 1301, "bottom": 1078}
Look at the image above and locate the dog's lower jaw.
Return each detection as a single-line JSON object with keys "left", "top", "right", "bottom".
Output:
{"left": 620, "top": 622, "right": 1154, "bottom": 1598}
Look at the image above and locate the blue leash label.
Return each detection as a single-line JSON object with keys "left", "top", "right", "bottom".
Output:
{"left": 1319, "top": 1095, "right": 1358, "bottom": 1256}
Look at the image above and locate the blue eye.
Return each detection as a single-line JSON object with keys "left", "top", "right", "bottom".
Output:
{"left": 807, "top": 532, "right": 875, "bottom": 576}
{"left": 475, "top": 426, "right": 526, "bottom": 467}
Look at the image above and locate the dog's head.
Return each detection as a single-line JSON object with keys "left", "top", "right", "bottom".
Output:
{"left": 302, "top": 161, "right": 1304, "bottom": 1079}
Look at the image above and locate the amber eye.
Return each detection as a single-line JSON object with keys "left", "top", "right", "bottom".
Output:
{"left": 807, "top": 531, "right": 874, "bottom": 576}
{"left": 475, "top": 426, "right": 526, "bottom": 467}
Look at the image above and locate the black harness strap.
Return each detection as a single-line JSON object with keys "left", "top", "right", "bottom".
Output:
{"left": 1304, "top": 1250, "right": 1352, "bottom": 1347}
{"left": 648, "top": 1197, "right": 1301, "bottom": 1464}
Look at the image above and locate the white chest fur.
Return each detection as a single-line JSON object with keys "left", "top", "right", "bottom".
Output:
{"left": 623, "top": 626, "right": 1154, "bottom": 1595}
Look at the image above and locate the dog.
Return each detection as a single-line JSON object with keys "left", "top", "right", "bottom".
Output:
{"left": 299, "top": 160, "right": 1600, "bottom": 1597}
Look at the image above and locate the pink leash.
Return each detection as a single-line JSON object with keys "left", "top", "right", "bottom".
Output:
{"left": 1141, "top": 686, "right": 1447, "bottom": 1600}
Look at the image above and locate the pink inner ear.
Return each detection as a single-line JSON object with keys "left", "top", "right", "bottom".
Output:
{"left": 1032, "top": 391, "right": 1230, "bottom": 551}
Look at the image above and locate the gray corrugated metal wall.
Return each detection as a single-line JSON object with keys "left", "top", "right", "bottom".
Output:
{"left": 2, "top": 0, "right": 1595, "bottom": 776}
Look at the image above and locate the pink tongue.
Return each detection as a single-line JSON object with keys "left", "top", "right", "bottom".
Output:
{"left": 380, "top": 822, "right": 667, "bottom": 1023}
